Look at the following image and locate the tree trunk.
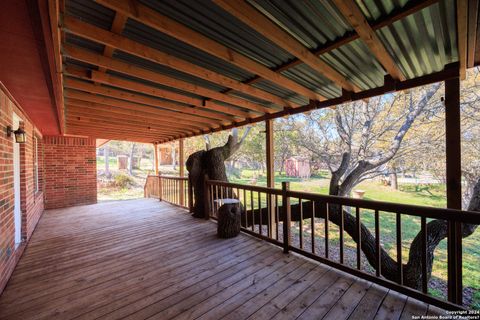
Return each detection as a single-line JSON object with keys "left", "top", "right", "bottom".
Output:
{"left": 390, "top": 172, "right": 398, "bottom": 190}
{"left": 217, "top": 203, "right": 241, "bottom": 238}
{"left": 171, "top": 143, "right": 176, "bottom": 171}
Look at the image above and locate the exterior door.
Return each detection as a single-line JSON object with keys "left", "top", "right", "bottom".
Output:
{"left": 12, "top": 113, "right": 21, "bottom": 245}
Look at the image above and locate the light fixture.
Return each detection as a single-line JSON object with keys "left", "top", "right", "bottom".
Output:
{"left": 6, "top": 126, "right": 26, "bottom": 143}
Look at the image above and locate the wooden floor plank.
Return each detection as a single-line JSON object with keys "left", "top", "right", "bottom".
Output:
{"left": 0, "top": 199, "right": 448, "bottom": 320}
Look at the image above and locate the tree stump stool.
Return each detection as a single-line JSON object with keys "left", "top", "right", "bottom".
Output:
{"left": 216, "top": 199, "right": 241, "bottom": 238}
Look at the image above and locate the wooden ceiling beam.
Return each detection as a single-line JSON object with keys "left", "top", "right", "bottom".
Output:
{"left": 213, "top": 0, "right": 359, "bottom": 93}
{"left": 66, "top": 102, "right": 199, "bottom": 134}
{"left": 65, "top": 65, "right": 252, "bottom": 118}
{"left": 457, "top": 0, "right": 468, "bottom": 79}
{"left": 66, "top": 125, "right": 169, "bottom": 142}
{"left": 47, "top": 0, "right": 65, "bottom": 133}
{"left": 63, "top": 77, "right": 236, "bottom": 122}
{"left": 65, "top": 117, "right": 178, "bottom": 138}
{"left": 65, "top": 115, "right": 187, "bottom": 139}
{"left": 467, "top": 0, "right": 479, "bottom": 68}
{"left": 94, "top": 0, "right": 324, "bottom": 101}
{"left": 99, "top": 13, "right": 127, "bottom": 73}
{"left": 233, "top": 0, "right": 438, "bottom": 89}
{"left": 89, "top": 70, "right": 254, "bottom": 118}
{"left": 64, "top": 90, "right": 217, "bottom": 129}
{"left": 332, "top": 0, "right": 406, "bottom": 81}
{"left": 63, "top": 16, "right": 284, "bottom": 113}
{"left": 66, "top": 98, "right": 205, "bottom": 131}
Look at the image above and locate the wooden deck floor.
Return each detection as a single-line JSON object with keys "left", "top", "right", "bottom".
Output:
{"left": 0, "top": 199, "right": 446, "bottom": 320}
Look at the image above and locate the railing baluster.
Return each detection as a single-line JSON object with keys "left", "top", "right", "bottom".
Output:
{"left": 250, "top": 190, "right": 255, "bottom": 232}
{"left": 325, "top": 203, "right": 329, "bottom": 259}
{"left": 299, "top": 199, "right": 303, "bottom": 250}
{"left": 339, "top": 205, "right": 344, "bottom": 264}
{"left": 282, "top": 182, "right": 291, "bottom": 253}
{"left": 396, "top": 212, "right": 403, "bottom": 285}
{"left": 356, "top": 207, "right": 361, "bottom": 270}
{"left": 375, "top": 209, "right": 381, "bottom": 277}
{"left": 258, "top": 192, "right": 262, "bottom": 236}
{"left": 421, "top": 216, "right": 428, "bottom": 293}
{"left": 266, "top": 192, "right": 271, "bottom": 238}
{"left": 311, "top": 201, "right": 315, "bottom": 254}
{"left": 275, "top": 194, "right": 279, "bottom": 241}
{"left": 243, "top": 188, "right": 247, "bottom": 227}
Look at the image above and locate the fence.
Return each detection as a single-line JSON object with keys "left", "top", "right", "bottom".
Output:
{"left": 205, "top": 179, "right": 480, "bottom": 311}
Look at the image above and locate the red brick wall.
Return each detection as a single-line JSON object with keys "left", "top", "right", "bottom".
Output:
{"left": 0, "top": 84, "right": 44, "bottom": 294}
{"left": 43, "top": 136, "right": 97, "bottom": 209}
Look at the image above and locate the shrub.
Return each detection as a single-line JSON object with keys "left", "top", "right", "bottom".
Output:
{"left": 113, "top": 173, "right": 135, "bottom": 188}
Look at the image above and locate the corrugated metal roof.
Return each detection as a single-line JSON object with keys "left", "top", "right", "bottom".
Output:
{"left": 61, "top": 0, "right": 461, "bottom": 143}
{"left": 362, "top": 0, "right": 458, "bottom": 79}
{"left": 139, "top": 0, "right": 295, "bottom": 68}
{"left": 122, "top": 18, "right": 256, "bottom": 83}
{"left": 65, "top": 0, "right": 115, "bottom": 30}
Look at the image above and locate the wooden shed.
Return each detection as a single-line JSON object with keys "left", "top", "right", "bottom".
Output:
{"left": 285, "top": 157, "right": 311, "bottom": 179}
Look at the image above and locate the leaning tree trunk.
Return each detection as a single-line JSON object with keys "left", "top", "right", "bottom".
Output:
{"left": 186, "top": 129, "right": 250, "bottom": 218}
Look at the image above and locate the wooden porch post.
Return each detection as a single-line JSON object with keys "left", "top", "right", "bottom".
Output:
{"left": 153, "top": 143, "right": 159, "bottom": 176}
{"left": 179, "top": 138, "right": 185, "bottom": 206}
{"left": 445, "top": 77, "right": 463, "bottom": 304}
{"left": 266, "top": 120, "right": 276, "bottom": 238}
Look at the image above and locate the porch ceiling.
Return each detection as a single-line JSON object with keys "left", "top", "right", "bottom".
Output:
{"left": 47, "top": 0, "right": 479, "bottom": 143}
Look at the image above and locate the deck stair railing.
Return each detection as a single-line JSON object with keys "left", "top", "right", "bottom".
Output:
{"left": 144, "top": 175, "right": 192, "bottom": 210}
{"left": 205, "top": 179, "right": 480, "bottom": 311}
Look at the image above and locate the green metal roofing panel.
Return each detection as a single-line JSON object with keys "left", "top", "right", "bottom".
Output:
{"left": 360, "top": 0, "right": 458, "bottom": 79}
{"left": 63, "top": 0, "right": 460, "bottom": 112}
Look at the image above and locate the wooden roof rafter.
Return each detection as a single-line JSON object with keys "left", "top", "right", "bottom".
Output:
{"left": 213, "top": 0, "right": 360, "bottom": 93}
{"left": 64, "top": 90, "right": 219, "bottom": 129}
{"left": 62, "top": 15, "right": 296, "bottom": 110}
{"left": 332, "top": 0, "right": 406, "bottom": 81}
{"left": 63, "top": 77, "right": 236, "bottom": 123}
{"left": 94, "top": 0, "right": 326, "bottom": 101}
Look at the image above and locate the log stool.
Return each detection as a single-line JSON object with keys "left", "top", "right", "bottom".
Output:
{"left": 216, "top": 199, "right": 241, "bottom": 238}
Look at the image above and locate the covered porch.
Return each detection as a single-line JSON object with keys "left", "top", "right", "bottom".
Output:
{"left": 0, "top": 199, "right": 445, "bottom": 320}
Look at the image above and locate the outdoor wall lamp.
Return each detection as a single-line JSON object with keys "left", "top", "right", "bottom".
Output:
{"left": 6, "top": 126, "right": 26, "bottom": 143}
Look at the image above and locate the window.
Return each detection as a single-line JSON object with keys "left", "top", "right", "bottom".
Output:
{"left": 34, "top": 136, "right": 39, "bottom": 193}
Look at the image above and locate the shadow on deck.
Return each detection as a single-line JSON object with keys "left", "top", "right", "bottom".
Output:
{"left": 0, "top": 199, "right": 446, "bottom": 319}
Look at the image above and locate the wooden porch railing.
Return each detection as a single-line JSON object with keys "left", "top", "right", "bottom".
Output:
{"left": 144, "top": 175, "right": 192, "bottom": 210}
{"left": 205, "top": 179, "right": 480, "bottom": 311}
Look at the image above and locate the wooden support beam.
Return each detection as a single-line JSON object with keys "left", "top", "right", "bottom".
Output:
{"left": 65, "top": 90, "right": 219, "bottom": 128}
{"left": 94, "top": 0, "right": 324, "bottom": 101}
{"left": 467, "top": 0, "right": 479, "bottom": 68}
{"left": 457, "top": 0, "right": 468, "bottom": 79}
{"left": 217, "top": 0, "right": 439, "bottom": 96}
{"left": 213, "top": 0, "right": 358, "bottom": 92}
{"left": 66, "top": 98, "right": 204, "bottom": 132}
{"left": 179, "top": 139, "right": 185, "bottom": 178}
{"left": 445, "top": 77, "right": 462, "bottom": 210}
{"left": 445, "top": 77, "right": 463, "bottom": 305}
{"left": 332, "top": 0, "right": 406, "bottom": 81}
{"left": 62, "top": 15, "right": 293, "bottom": 109}
{"left": 63, "top": 77, "right": 235, "bottom": 122}
{"left": 265, "top": 119, "right": 276, "bottom": 238}
{"left": 65, "top": 114, "right": 181, "bottom": 138}
{"left": 154, "top": 64, "right": 459, "bottom": 142}
{"left": 179, "top": 138, "right": 185, "bottom": 206}
{"left": 99, "top": 13, "right": 127, "bottom": 73}
{"left": 47, "top": 0, "right": 65, "bottom": 133}
{"left": 66, "top": 104, "right": 194, "bottom": 134}
{"left": 88, "top": 70, "right": 254, "bottom": 118}
{"left": 154, "top": 143, "right": 159, "bottom": 175}
{"left": 63, "top": 45, "right": 264, "bottom": 116}
{"left": 66, "top": 122, "right": 173, "bottom": 140}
